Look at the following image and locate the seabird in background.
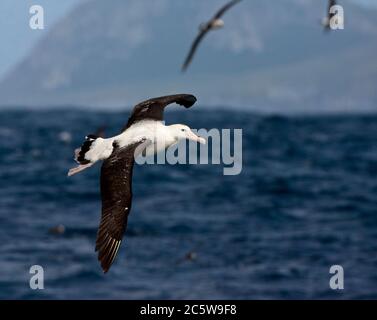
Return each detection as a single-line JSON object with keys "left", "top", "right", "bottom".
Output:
{"left": 181, "top": 0, "right": 242, "bottom": 72}
{"left": 68, "top": 94, "right": 205, "bottom": 273}
{"left": 322, "top": 0, "right": 337, "bottom": 31}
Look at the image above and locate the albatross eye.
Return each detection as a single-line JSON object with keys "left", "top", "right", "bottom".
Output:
{"left": 181, "top": 128, "right": 185, "bottom": 132}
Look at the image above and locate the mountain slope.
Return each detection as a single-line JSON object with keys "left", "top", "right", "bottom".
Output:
{"left": 0, "top": 0, "right": 376, "bottom": 112}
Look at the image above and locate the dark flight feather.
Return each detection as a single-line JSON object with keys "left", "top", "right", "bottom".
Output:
{"left": 95, "top": 139, "right": 147, "bottom": 273}
{"left": 123, "top": 94, "right": 197, "bottom": 130}
{"left": 182, "top": 29, "right": 209, "bottom": 72}
{"left": 214, "top": 0, "right": 242, "bottom": 19}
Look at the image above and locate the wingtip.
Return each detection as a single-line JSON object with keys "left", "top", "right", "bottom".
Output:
{"left": 98, "top": 255, "right": 112, "bottom": 274}
{"left": 96, "top": 236, "right": 122, "bottom": 274}
{"left": 181, "top": 94, "right": 197, "bottom": 108}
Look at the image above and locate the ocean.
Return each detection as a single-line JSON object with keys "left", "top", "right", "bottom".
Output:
{"left": 0, "top": 108, "right": 376, "bottom": 299}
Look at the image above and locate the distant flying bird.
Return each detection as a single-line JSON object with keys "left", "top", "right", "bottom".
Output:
{"left": 322, "top": 0, "right": 337, "bottom": 31}
{"left": 182, "top": 0, "right": 242, "bottom": 72}
{"left": 68, "top": 94, "right": 205, "bottom": 273}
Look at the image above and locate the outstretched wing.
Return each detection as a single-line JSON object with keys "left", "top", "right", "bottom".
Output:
{"left": 95, "top": 139, "right": 146, "bottom": 273}
{"left": 214, "top": 0, "right": 242, "bottom": 19}
{"left": 123, "top": 94, "right": 197, "bottom": 130}
{"left": 182, "top": 28, "right": 209, "bottom": 72}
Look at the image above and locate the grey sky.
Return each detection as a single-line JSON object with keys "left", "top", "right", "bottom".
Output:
{"left": 0, "top": 0, "right": 375, "bottom": 80}
{"left": 0, "top": 0, "right": 81, "bottom": 79}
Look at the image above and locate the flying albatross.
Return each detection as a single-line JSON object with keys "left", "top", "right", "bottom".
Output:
{"left": 322, "top": 0, "right": 337, "bottom": 31}
{"left": 68, "top": 94, "right": 205, "bottom": 273}
{"left": 181, "top": 0, "right": 242, "bottom": 72}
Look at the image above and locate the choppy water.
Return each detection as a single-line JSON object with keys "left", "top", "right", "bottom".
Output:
{"left": 0, "top": 109, "right": 376, "bottom": 299}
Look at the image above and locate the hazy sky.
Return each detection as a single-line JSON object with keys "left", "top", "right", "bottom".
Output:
{"left": 0, "top": 0, "right": 375, "bottom": 80}
{"left": 0, "top": 0, "right": 81, "bottom": 79}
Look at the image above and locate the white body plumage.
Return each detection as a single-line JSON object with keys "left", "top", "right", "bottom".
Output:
{"left": 68, "top": 120, "right": 205, "bottom": 176}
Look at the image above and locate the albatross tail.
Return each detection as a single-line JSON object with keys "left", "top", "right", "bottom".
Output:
{"left": 68, "top": 135, "right": 114, "bottom": 176}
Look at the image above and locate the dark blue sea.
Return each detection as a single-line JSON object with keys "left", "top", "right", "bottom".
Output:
{"left": 0, "top": 108, "right": 376, "bottom": 299}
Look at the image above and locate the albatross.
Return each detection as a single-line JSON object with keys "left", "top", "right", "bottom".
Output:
{"left": 181, "top": 0, "right": 242, "bottom": 72}
{"left": 68, "top": 94, "right": 205, "bottom": 273}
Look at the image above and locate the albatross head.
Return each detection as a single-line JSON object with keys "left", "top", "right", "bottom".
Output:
{"left": 169, "top": 124, "right": 206, "bottom": 145}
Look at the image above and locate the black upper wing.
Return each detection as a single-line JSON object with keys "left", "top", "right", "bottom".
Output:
{"left": 214, "top": 0, "right": 241, "bottom": 19}
{"left": 95, "top": 139, "right": 146, "bottom": 273}
{"left": 182, "top": 28, "right": 209, "bottom": 72}
{"left": 123, "top": 94, "right": 197, "bottom": 130}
